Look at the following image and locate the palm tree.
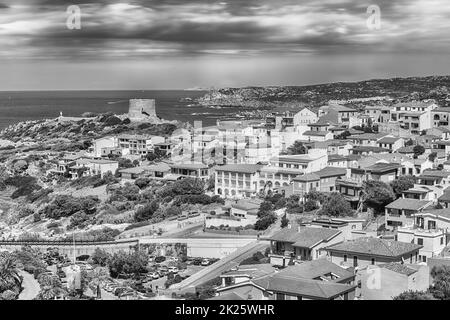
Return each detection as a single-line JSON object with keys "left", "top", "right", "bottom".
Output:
{"left": 0, "top": 251, "right": 22, "bottom": 297}
{"left": 36, "top": 273, "right": 67, "bottom": 300}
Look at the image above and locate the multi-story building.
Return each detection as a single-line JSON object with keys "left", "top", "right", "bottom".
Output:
{"left": 67, "top": 158, "right": 119, "bottom": 180}
{"left": 214, "top": 164, "right": 263, "bottom": 198}
{"left": 117, "top": 134, "right": 165, "bottom": 156}
{"left": 384, "top": 198, "right": 433, "bottom": 230}
{"left": 291, "top": 166, "right": 347, "bottom": 196}
{"left": 389, "top": 100, "right": 438, "bottom": 135}
{"left": 396, "top": 208, "right": 450, "bottom": 262}
{"left": 364, "top": 105, "right": 391, "bottom": 123}
{"left": 169, "top": 162, "right": 210, "bottom": 181}
{"left": 267, "top": 225, "right": 344, "bottom": 266}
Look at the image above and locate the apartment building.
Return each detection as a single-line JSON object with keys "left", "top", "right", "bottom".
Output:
{"left": 214, "top": 164, "right": 263, "bottom": 198}
{"left": 117, "top": 134, "right": 165, "bottom": 156}
{"left": 291, "top": 166, "right": 347, "bottom": 196}
{"left": 384, "top": 198, "right": 433, "bottom": 230}
{"left": 390, "top": 100, "right": 438, "bottom": 135}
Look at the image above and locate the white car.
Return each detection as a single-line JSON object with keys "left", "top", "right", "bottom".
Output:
{"left": 168, "top": 266, "right": 179, "bottom": 274}
{"left": 201, "top": 259, "right": 210, "bottom": 266}
{"left": 149, "top": 272, "right": 160, "bottom": 280}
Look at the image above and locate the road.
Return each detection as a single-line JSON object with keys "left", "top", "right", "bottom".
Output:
{"left": 168, "top": 240, "right": 269, "bottom": 295}
{"left": 18, "top": 270, "right": 40, "bottom": 300}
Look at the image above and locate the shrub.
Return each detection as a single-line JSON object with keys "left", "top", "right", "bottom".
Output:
{"left": 124, "top": 221, "right": 151, "bottom": 231}
{"left": 154, "top": 256, "right": 166, "bottom": 263}
{"left": 134, "top": 201, "right": 159, "bottom": 222}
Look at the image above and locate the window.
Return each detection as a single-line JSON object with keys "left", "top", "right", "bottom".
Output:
{"left": 371, "top": 258, "right": 375, "bottom": 265}
{"left": 343, "top": 255, "right": 347, "bottom": 262}
{"left": 423, "top": 256, "right": 427, "bottom": 262}
{"left": 441, "top": 237, "right": 444, "bottom": 245}
{"left": 417, "top": 238, "right": 424, "bottom": 245}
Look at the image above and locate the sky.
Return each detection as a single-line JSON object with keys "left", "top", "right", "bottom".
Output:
{"left": 0, "top": 0, "right": 450, "bottom": 90}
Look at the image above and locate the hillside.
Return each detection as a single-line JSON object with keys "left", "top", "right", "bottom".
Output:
{"left": 196, "top": 75, "right": 450, "bottom": 110}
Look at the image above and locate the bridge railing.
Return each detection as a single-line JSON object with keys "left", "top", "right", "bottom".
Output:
{"left": 0, "top": 239, "right": 139, "bottom": 246}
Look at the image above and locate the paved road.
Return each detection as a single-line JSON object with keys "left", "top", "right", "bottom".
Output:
{"left": 168, "top": 240, "right": 269, "bottom": 295}
{"left": 18, "top": 271, "right": 40, "bottom": 300}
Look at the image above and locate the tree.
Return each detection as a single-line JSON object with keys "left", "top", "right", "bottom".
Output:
{"left": 134, "top": 200, "right": 159, "bottom": 222}
{"left": 254, "top": 213, "right": 276, "bottom": 230}
{"left": 413, "top": 145, "right": 425, "bottom": 158}
{"left": 108, "top": 250, "right": 149, "bottom": 278}
{"left": 390, "top": 175, "right": 415, "bottom": 197}
{"left": 280, "top": 214, "right": 289, "bottom": 228}
{"left": 286, "top": 140, "right": 307, "bottom": 155}
{"left": 257, "top": 201, "right": 274, "bottom": 218}
{"left": 362, "top": 180, "right": 395, "bottom": 214}
{"left": 429, "top": 152, "right": 438, "bottom": 162}
{"left": 429, "top": 265, "right": 450, "bottom": 300}
{"left": 405, "top": 139, "right": 414, "bottom": 146}
{"left": 135, "top": 177, "right": 151, "bottom": 189}
{"left": 393, "top": 290, "right": 435, "bottom": 300}
{"left": 90, "top": 248, "right": 111, "bottom": 267}
{"left": 36, "top": 273, "right": 67, "bottom": 300}
{"left": 0, "top": 252, "right": 22, "bottom": 298}
{"left": 320, "top": 193, "right": 353, "bottom": 217}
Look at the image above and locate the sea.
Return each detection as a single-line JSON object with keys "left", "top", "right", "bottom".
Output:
{"left": 0, "top": 90, "right": 244, "bottom": 130}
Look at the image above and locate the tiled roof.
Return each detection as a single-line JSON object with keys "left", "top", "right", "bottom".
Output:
{"left": 169, "top": 162, "right": 208, "bottom": 170}
{"left": 326, "top": 237, "right": 422, "bottom": 257}
{"left": 365, "top": 162, "right": 402, "bottom": 173}
{"left": 303, "top": 131, "right": 330, "bottom": 136}
{"left": 397, "top": 146, "right": 415, "bottom": 153}
{"left": 209, "top": 292, "right": 245, "bottom": 300}
{"left": 421, "top": 169, "right": 450, "bottom": 178}
{"left": 252, "top": 274, "right": 355, "bottom": 299}
{"left": 377, "top": 137, "right": 402, "bottom": 144}
{"left": 438, "top": 191, "right": 450, "bottom": 202}
{"left": 381, "top": 263, "right": 417, "bottom": 276}
{"left": 292, "top": 173, "right": 320, "bottom": 182}
{"left": 385, "top": 198, "right": 431, "bottom": 211}
{"left": 276, "top": 258, "right": 354, "bottom": 281}
{"left": 221, "top": 263, "right": 275, "bottom": 279}
{"left": 268, "top": 227, "right": 341, "bottom": 249}
{"left": 215, "top": 164, "right": 263, "bottom": 174}
{"left": 315, "top": 166, "right": 347, "bottom": 178}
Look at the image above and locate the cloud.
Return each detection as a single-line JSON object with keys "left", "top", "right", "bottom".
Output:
{"left": 0, "top": 0, "right": 449, "bottom": 61}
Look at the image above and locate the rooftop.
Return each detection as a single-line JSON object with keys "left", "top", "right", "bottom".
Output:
{"left": 385, "top": 198, "right": 431, "bottom": 211}
{"left": 268, "top": 226, "right": 341, "bottom": 249}
{"left": 381, "top": 263, "right": 418, "bottom": 276}
{"left": 377, "top": 137, "right": 402, "bottom": 144}
{"left": 326, "top": 237, "right": 423, "bottom": 258}
{"left": 215, "top": 164, "right": 263, "bottom": 174}
{"left": 252, "top": 274, "right": 355, "bottom": 299}
{"left": 276, "top": 258, "right": 354, "bottom": 281}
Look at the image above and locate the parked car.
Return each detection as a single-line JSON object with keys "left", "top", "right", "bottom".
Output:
{"left": 168, "top": 266, "right": 179, "bottom": 274}
{"left": 201, "top": 259, "right": 210, "bottom": 266}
